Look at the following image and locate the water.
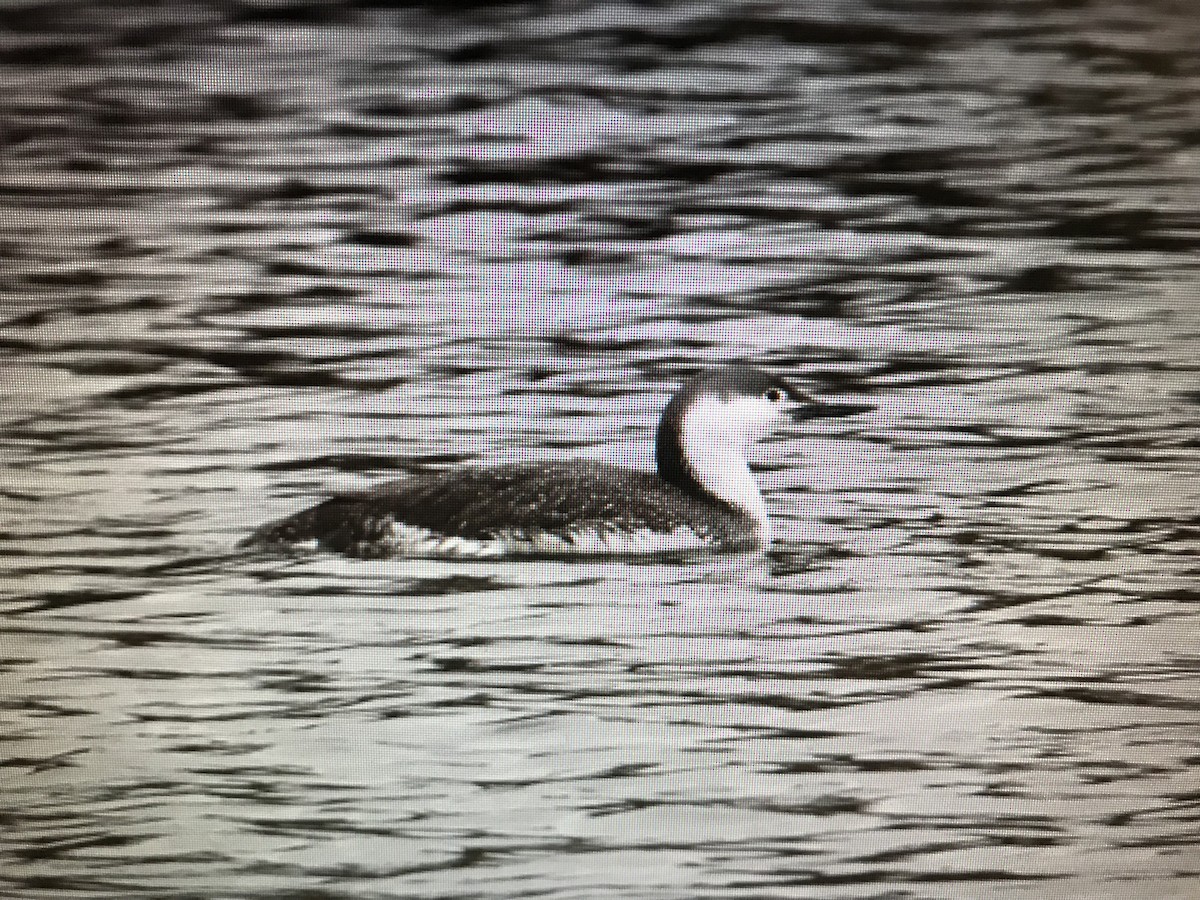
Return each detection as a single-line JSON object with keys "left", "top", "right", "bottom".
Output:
{"left": 2, "top": 1, "right": 1199, "bottom": 897}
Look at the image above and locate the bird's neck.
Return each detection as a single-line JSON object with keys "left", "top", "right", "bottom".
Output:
{"left": 655, "top": 399, "right": 770, "bottom": 542}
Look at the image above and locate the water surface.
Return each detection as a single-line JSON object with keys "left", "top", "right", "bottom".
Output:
{"left": 2, "top": 1, "right": 1199, "bottom": 898}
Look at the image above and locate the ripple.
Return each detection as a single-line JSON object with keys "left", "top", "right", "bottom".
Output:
{"left": 2, "top": 1, "right": 1199, "bottom": 898}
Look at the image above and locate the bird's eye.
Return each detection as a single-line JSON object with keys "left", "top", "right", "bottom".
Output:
{"left": 764, "top": 388, "right": 783, "bottom": 402}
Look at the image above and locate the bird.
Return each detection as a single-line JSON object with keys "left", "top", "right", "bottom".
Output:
{"left": 241, "top": 364, "right": 871, "bottom": 558}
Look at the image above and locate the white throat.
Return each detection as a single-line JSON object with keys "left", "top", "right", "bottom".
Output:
{"left": 678, "top": 397, "right": 771, "bottom": 543}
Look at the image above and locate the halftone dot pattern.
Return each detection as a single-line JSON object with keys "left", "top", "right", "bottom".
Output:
{"left": 1, "top": 1, "right": 1198, "bottom": 899}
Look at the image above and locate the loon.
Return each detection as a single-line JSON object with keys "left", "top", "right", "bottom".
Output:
{"left": 242, "top": 365, "right": 871, "bottom": 559}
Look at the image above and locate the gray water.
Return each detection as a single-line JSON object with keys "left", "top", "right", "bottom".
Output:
{"left": 2, "top": 1, "right": 1199, "bottom": 898}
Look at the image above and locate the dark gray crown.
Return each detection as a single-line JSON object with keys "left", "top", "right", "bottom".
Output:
{"left": 664, "top": 365, "right": 802, "bottom": 416}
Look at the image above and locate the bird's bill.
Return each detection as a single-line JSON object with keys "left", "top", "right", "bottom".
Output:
{"left": 789, "top": 399, "right": 874, "bottom": 422}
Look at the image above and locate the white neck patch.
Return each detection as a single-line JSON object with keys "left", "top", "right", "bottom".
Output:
{"left": 678, "top": 395, "right": 777, "bottom": 543}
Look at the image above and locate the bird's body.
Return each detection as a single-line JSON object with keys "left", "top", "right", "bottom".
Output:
{"left": 242, "top": 365, "right": 869, "bottom": 559}
{"left": 246, "top": 461, "right": 756, "bottom": 558}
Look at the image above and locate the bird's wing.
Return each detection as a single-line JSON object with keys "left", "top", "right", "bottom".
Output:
{"left": 245, "top": 462, "right": 713, "bottom": 556}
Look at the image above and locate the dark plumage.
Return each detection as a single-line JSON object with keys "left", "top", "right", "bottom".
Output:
{"left": 242, "top": 364, "right": 870, "bottom": 559}
{"left": 244, "top": 461, "right": 755, "bottom": 558}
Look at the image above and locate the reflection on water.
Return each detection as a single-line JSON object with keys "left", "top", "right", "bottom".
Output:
{"left": 2, "top": 1, "right": 1199, "bottom": 897}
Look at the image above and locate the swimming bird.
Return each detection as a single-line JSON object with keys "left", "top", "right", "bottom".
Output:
{"left": 242, "top": 365, "right": 871, "bottom": 558}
